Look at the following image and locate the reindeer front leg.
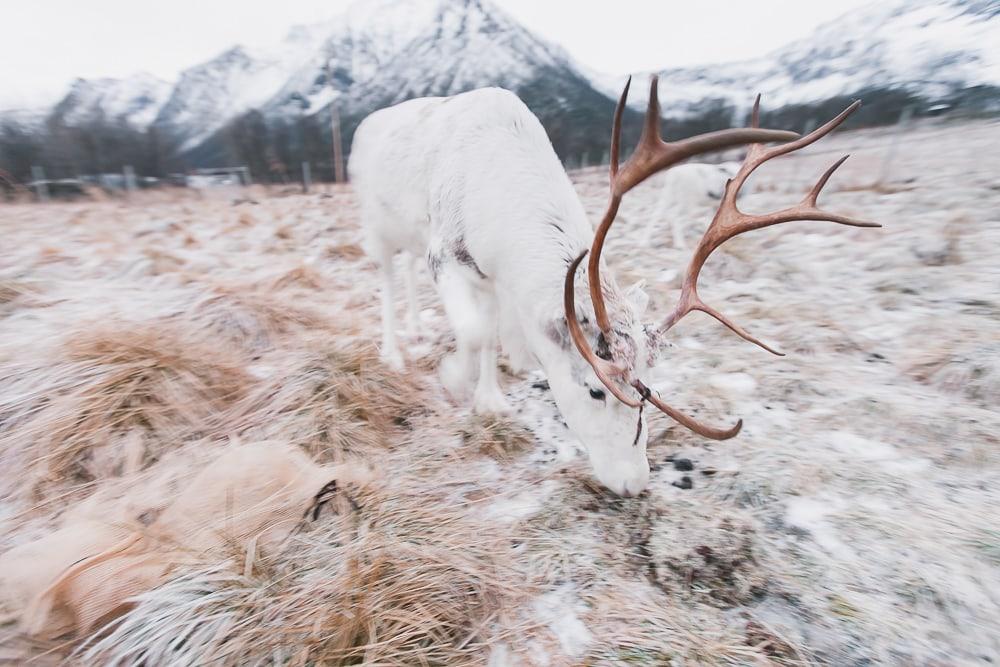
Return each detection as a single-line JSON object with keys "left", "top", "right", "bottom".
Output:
{"left": 401, "top": 251, "right": 422, "bottom": 338}
{"left": 472, "top": 307, "right": 510, "bottom": 414}
{"left": 370, "top": 243, "right": 405, "bottom": 370}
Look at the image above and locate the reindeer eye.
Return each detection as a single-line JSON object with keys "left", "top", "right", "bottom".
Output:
{"left": 589, "top": 387, "right": 606, "bottom": 400}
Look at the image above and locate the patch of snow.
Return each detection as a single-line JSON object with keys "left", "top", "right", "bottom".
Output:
{"left": 785, "top": 496, "right": 854, "bottom": 561}
{"left": 531, "top": 585, "right": 593, "bottom": 659}
{"left": 484, "top": 479, "right": 556, "bottom": 523}
{"left": 656, "top": 268, "right": 678, "bottom": 283}
{"left": 677, "top": 337, "right": 705, "bottom": 350}
{"left": 709, "top": 372, "right": 758, "bottom": 395}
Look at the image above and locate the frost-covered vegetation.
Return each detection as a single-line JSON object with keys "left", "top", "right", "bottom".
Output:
{"left": 0, "top": 118, "right": 998, "bottom": 665}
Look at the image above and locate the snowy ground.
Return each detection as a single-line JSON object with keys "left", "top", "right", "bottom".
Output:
{"left": 1, "top": 118, "right": 999, "bottom": 665}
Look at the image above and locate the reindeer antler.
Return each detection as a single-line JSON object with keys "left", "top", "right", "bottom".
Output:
{"left": 564, "top": 250, "right": 640, "bottom": 408}
{"left": 566, "top": 251, "right": 743, "bottom": 439}
{"left": 587, "top": 75, "right": 799, "bottom": 333}
{"left": 658, "top": 96, "right": 881, "bottom": 353}
{"left": 564, "top": 75, "right": 880, "bottom": 441}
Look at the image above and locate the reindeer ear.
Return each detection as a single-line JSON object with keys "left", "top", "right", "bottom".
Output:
{"left": 624, "top": 280, "right": 649, "bottom": 317}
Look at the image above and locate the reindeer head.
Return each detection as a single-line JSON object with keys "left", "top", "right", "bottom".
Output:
{"left": 542, "top": 271, "right": 654, "bottom": 497}
{"left": 563, "top": 76, "right": 880, "bottom": 495}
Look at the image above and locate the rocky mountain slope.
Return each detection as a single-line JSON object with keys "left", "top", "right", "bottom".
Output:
{"left": 47, "top": 73, "right": 173, "bottom": 130}
{"left": 179, "top": 0, "right": 637, "bottom": 167}
{"left": 594, "top": 0, "right": 1000, "bottom": 131}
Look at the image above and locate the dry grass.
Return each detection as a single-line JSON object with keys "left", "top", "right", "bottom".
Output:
{"left": 1, "top": 119, "right": 999, "bottom": 665}
{"left": 578, "top": 581, "right": 809, "bottom": 666}
{"left": 189, "top": 284, "right": 332, "bottom": 352}
{"left": 510, "top": 471, "right": 802, "bottom": 664}
{"left": 0, "top": 279, "right": 37, "bottom": 306}
{"left": 232, "top": 339, "right": 430, "bottom": 460}
{"left": 459, "top": 414, "right": 535, "bottom": 462}
{"left": 265, "top": 263, "right": 327, "bottom": 291}
{"left": 79, "top": 479, "right": 523, "bottom": 666}
{"left": 0, "top": 322, "right": 252, "bottom": 503}
{"left": 326, "top": 242, "right": 367, "bottom": 261}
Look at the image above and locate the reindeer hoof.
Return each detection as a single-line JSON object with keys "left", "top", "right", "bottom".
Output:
{"left": 439, "top": 354, "right": 473, "bottom": 400}
{"left": 473, "top": 390, "right": 512, "bottom": 415}
{"left": 380, "top": 349, "right": 405, "bottom": 371}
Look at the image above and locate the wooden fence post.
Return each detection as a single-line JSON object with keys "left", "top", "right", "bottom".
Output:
{"left": 877, "top": 105, "right": 914, "bottom": 188}
{"left": 123, "top": 165, "right": 137, "bottom": 196}
{"left": 31, "top": 166, "right": 49, "bottom": 202}
{"left": 331, "top": 106, "right": 345, "bottom": 183}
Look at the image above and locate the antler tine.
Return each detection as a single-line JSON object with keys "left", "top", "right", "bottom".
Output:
{"left": 609, "top": 76, "right": 630, "bottom": 179}
{"left": 613, "top": 76, "right": 798, "bottom": 197}
{"left": 759, "top": 100, "right": 861, "bottom": 163}
{"left": 693, "top": 300, "right": 784, "bottom": 356}
{"left": 587, "top": 76, "right": 798, "bottom": 334}
{"left": 565, "top": 250, "right": 641, "bottom": 407}
{"left": 633, "top": 380, "right": 742, "bottom": 440}
{"left": 587, "top": 77, "right": 632, "bottom": 333}
{"left": 658, "top": 98, "right": 881, "bottom": 358}
{"left": 806, "top": 154, "right": 849, "bottom": 205}
{"left": 643, "top": 75, "right": 663, "bottom": 146}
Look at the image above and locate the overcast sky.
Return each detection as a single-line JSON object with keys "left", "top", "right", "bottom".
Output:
{"left": 0, "top": 0, "right": 872, "bottom": 109}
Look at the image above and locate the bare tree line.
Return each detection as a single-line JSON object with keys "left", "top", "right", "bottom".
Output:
{"left": 0, "top": 109, "right": 345, "bottom": 187}
{"left": 3, "top": 83, "right": 994, "bottom": 191}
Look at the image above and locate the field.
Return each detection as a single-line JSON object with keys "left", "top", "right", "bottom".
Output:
{"left": 1, "top": 118, "right": 998, "bottom": 665}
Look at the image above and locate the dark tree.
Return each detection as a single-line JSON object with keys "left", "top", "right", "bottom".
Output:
{"left": 227, "top": 110, "right": 271, "bottom": 182}
{"left": 0, "top": 121, "right": 43, "bottom": 183}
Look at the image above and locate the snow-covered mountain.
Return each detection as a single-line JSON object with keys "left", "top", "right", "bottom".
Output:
{"left": 156, "top": 0, "right": 456, "bottom": 154}
{"left": 48, "top": 74, "right": 172, "bottom": 130}
{"left": 157, "top": 0, "right": 1000, "bottom": 164}
{"left": 153, "top": 19, "right": 345, "bottom": 153}
{"left": 7, "top": 0, "right": 1000, "bottom": 175}
{"left": 592, "top": 0, "right": 1000, "bottom": 126}
{"left": 176, "top": 0, "right": 631, "bottom": 164}
{"left": 0, "top": 107, "right": 47, "bottom": 133}
{"left": 755, "top": 0, "right": 1000, "bottom": 104}
{"left": 265, "top": 0, "right": 578, "bottom": 116}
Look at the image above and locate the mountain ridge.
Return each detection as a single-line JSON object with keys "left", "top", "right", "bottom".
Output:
{"left": 593, "top": 0, "right": 1000, "bottom": 125}
{"left": 3, "top": 0, "right": 997, "bottom": 181}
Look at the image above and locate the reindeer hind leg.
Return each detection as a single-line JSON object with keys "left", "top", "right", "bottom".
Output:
{"left": 433, "top": 262, "right": 509, "bottom": 413}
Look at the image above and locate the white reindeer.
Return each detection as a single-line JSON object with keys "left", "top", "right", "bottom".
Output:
{"left": 350, "top": 77, "right": 877, "bottom": 496}
{"left": 654, "top": 161, "right": 741, "bottom": 248}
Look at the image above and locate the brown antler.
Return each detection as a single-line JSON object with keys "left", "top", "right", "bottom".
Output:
{"left": 564, "top": 76, "right": 879, "bottom": 442}
{"left": 658, "top": 96, "right": 882, "bottom": 354}
{"left": 564, "top": 250, "right": 640, "bottom": 408}
{"left": 587, "top": 75, "right": 799, "bottom": 333}
{"left": 565, "top": 250, "right": 741, "bottom": 439}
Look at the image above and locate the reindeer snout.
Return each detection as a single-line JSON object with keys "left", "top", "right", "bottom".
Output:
{"left": 617, "top": 477, "right": 647, "bottom": 498}
{"left": 596, "top": 462, "right": 650, "bottom": 498}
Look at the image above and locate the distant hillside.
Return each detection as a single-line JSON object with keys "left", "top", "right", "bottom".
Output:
{"left": 593, "top": 0, "right": 1000, "bottom": 134}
